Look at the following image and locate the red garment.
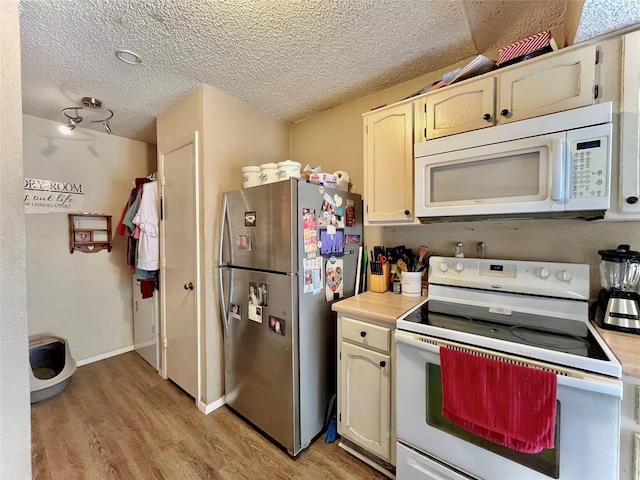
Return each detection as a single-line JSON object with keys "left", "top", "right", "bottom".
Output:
{"left": 140, "top": 279, "right": 156, "bottom": 299}
{"left": 440, "top": 346, "right": 557, "bottom": 454}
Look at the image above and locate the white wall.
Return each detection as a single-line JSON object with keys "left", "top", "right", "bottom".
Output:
{"left": 22, "top": 115, "right": 155, "bottom": 362}
{"left": 0, "top": 1, "right": 31, "bottom": 478}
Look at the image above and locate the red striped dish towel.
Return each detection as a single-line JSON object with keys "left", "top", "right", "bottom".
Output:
{"left": 440, "top": 346, "right": 557, "bottom": 454}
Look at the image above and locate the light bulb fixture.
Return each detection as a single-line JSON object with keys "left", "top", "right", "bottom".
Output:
{"left": 115, "top": 49, "right": 142, "bottom": 65}
{"left": 61, "top": 97, "right": 114, "bottom": 135}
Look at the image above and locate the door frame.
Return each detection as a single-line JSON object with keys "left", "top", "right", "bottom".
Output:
{"left": 157, "top": 132, "right": 203, "bottom": 404}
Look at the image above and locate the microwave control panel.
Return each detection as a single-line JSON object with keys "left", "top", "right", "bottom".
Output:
{"left": 569, "top": 135, "right": 609, "bottom": 199}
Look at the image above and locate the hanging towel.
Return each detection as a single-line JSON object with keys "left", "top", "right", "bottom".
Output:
{"left": 440, "top": 346, "right": 557, "bottom": 454}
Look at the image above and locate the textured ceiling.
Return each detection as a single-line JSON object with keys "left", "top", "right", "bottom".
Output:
{"left": 17, "top": 0, "right": 640, "bottom": 145}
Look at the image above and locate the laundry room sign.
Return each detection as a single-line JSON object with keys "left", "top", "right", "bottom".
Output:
{"left": 24, "top": 177, "right": 85, "bottom": 213}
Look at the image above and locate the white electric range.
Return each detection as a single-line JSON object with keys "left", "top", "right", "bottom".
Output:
{"left": 395, "top": 256, "right": 622, "bottom": 480}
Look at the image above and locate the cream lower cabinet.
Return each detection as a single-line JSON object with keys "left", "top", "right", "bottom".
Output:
{"left": 620, "top": 375, "right": 640, "bottom": 480}
{"left": 338, "top": 315, "right": 394, "bottom": 476}
{"left": 363, "top": 102, "right": 416, "bottom": 225}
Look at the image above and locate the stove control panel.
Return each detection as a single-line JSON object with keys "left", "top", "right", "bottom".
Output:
{"left": 429, "top": 256, "right": 590, "bottom": 300}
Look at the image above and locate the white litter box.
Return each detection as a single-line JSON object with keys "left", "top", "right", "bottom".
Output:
{"left": 29, "top": 335, "right": 77, "bottom": 403}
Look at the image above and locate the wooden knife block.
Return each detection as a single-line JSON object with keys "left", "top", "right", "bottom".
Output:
{"left": 369, "top": 263, "right": 391, "bottom": 293}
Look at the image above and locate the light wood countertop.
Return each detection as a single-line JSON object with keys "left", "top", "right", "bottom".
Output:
{"left": 331, "top": 291, "right": 427, "bottom": 327}
{"left": 593, "top": 322, "right": 640, "bottom": 378}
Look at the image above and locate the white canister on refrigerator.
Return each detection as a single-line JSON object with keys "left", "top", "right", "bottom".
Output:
{"left": 260, "top": 163, "right": 278, "bottom": 184}
{"left": 242, "top": 166, "right": 261, "bottom": 188}
{"left": 277, "top": 160, "right": 301, "bottom": 180}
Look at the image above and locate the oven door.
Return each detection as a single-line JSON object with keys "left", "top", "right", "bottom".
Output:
{"left": 395, "top": 330, "right": 622, "bottom": 480}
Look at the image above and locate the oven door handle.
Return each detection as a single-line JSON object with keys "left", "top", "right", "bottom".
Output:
{"left": 394, "top": 330, "right": 622, "bottom": 398}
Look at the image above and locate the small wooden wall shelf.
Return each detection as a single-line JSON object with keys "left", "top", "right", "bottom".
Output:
{"left": 68, "top": 213, "right": 112, "bottom": 253}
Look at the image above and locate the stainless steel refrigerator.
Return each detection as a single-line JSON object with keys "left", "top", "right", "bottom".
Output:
{"left": 218, "top": 179, "right": 362, "bottom": 456}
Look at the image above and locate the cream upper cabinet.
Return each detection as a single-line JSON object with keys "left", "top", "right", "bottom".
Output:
{"left": 497, "top": 44, "right": 597, "bottom": 124}
{"left": 424, "top": 44, "right": 598, "bottom": 140}
{"left": 363, "top": 102, "right": 415, "bottom": 224}
{"left": 425, "top": 76, "right": 495, "bottom": 139}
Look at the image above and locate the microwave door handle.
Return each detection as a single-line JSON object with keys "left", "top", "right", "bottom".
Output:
{"left": 550, "top": 139, "right": 565, "bottom": 202}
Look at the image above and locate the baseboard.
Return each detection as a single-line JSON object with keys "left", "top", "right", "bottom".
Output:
{"left": 199, "top": 396, "right": 226, "bottom": 415}
{"left": 76, "top": 345, "right": 134, "bottom": 366}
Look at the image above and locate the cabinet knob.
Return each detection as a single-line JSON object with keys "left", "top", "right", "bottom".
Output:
{"left": 184, "top": 282, "right": 194, "bottom": 290}
{"left": 404, "top": 210, "right": 410, "bottom": 216}
{"left": 360, "top": 331, "right": 367, "bottom": 337}
{"left": 627, "top": 196, "right": 639, "bottom": 205}
{"left": 483, "top": 113, "right": 491, "bottom": 121}
{"left": 500, "top": 108, "right": 510, "bottom": 117}
{"left": 380, "top": 361, "right": 386, "bottom": 368}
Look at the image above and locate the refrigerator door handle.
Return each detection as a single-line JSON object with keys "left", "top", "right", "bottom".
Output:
{"left": 219, "top": 194, "right": 230, "bottom": 337}
{"left": 219, "top": 265, "right": 231, "bottom": 338}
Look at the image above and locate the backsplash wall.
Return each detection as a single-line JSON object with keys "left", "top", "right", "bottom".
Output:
{"left": 379, "top": 218, "right": 640, "bottom": 300}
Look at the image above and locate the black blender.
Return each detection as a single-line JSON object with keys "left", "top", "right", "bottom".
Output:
{"left": 596, "top": 244, "right": 640, "bottom": 333}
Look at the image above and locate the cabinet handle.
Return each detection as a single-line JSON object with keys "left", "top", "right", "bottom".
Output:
{"left": 360, "top": 331, "right": 367, "bottom": 337}
{"left": 483, "top": 113, "right": 491, "bottom": 121}
{"left": 627, "top": 196, "right": 639, "bottom": 205}
{"left": 500, "top": 108, "right": 510, "bottom": 117}
{"left": 380, "top": 361, "right": 386, "bottom": 368}
{"left": 404, "top": 210, "right": 411, "bottom": 216}
{"left": 184, "top": 282, "right": 194, "bottom": 290}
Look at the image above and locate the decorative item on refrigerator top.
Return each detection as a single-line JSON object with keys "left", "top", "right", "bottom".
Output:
{"left": 277, "top": 160, "right": 301, "bottom": 180}
{"left": 242, "top": 166, "right": 261, "bottom": 188}
{"left": 259, "top": 163, "right": 278, "bottom": 184}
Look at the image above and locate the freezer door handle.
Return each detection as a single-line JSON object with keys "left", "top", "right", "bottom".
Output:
{"left": 219, "top": 194, "right": 230, "bottom": 338}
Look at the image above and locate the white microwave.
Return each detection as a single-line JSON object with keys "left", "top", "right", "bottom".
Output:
{"left": 415, "top": 103, "right": 613, "bottom": 222}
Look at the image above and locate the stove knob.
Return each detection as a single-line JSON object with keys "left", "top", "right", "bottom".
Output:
{"left": 557, "top": 270, "right": 572, "bottom": 282}
{"left": 454, "top": 262, "right": 464, "bottom": 272}
{"left": 536, "top": 267, "right": 551, "bottom": 279}
{"left": 438, "top": 262, "right": 449, "bottom": 272}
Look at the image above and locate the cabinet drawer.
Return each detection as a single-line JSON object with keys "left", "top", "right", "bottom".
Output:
{"left": 341, "top": 317, "right": 390, "bottom": 353}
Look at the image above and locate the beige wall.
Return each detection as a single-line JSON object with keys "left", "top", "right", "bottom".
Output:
{"left": 0, "top": 1, "right": 31, "bottom": 477}
{"left": 23, "top": 115, "right": 156, "bottom": 362}
{"left": 202, "top": 84, "right": 290, "bottom": 404}
{"left": 291, "top": 51, "right": 640, "bottom": 300}
{"left": 157, "top": 85, "right": 290, "bottom": 407}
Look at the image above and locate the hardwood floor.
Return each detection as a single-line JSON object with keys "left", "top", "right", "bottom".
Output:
{"left": 31, "top": 352, "right": 386, "bottom": 480}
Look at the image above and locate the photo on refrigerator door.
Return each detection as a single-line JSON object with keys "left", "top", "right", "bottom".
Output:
{"left": 230, "top": 303, "right": 241, "bottom": 320}
{"left": 268, "top": 315, "right": 286, "bottom": 336}
{"left": 249, "top": 305, "right": 263, "bottom": 323}
{"left": 248, "top": 281, "right": 268, "bottom": 306}
{"left": 319, "top": 229, "right": 344, "bottom": 256}
{"left": 236, "top": 234, "right": 252, "bottom": 251}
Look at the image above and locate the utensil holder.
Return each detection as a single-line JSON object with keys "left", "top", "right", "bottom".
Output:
{"left": 401, "top": 271, "right": 423, "bottom": 297}
{"left": 370, "top": 263, "right": 391, "bottom": 293}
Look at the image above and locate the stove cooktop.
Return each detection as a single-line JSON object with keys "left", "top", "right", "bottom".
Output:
{"left": 398, "top": 300, "right": 621, "bottom": 378}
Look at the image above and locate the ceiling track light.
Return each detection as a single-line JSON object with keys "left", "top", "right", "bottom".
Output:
{"left": 61, "top": 97, "right": 114, "bottom": 134}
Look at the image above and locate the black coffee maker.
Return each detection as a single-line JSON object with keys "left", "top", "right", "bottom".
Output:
{"left": 596, "top": 244, "right": 640, "bottom": 333}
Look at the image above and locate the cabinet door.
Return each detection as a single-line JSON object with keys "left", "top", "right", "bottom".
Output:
{"left": 426, "top": 76, "right": 495, "bottom": 139}
{"left": 339, "top": 341, "right": 391, "bottom": 460}
{"left": 497, "top": 45, "right": 596, "bottom": 124}
{"left": 364, "top": 103, "right": 414, "bottom": 224}
{"left": 414, "top": 96, "right": 428, "bottom": 143}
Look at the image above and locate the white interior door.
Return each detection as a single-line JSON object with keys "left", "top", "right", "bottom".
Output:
{"left": 159, "top": 135, "right": 199, "bottom": 399}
